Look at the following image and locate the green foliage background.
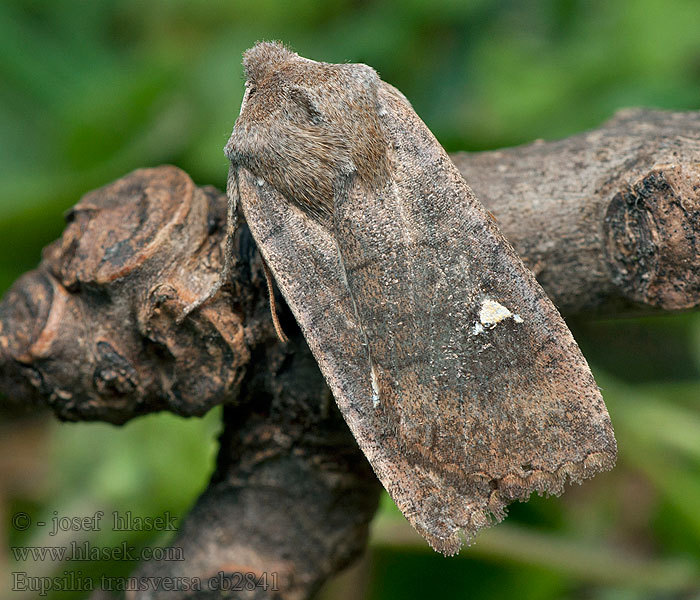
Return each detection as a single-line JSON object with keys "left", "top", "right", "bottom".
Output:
{"left": 1, "top": 1, "right": 700, "bottom": 598}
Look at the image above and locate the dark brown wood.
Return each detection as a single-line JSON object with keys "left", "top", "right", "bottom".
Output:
{"left": 0, "top": 166, "right": 381, "bottom": 600}
{"left": 0, "top": 107, "right": 698, "bottom": 598}
{"left": 129, "top": 333, "right": 380, "bottom": 600}
{"left": 454, "top": 108, "right": 700, "bottom": 315}
{"left": 0, "top": 166, "right": 252, "bottom": 423}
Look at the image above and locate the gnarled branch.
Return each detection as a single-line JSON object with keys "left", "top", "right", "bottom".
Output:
{"left": 0, "top": 109, "right": 698, "bottom": 599}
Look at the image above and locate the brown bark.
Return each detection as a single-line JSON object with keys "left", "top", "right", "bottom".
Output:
{"left": 0, "top": 166, "right": 382, "bottom": 599}
{"left": 128, "top": 341, "right": 380, "bottom": 600}
{"left": 455, "top": 108, "right": 700, "bottom": 314}
{"left": 0, "top": 108, "right": 698, "bottom": 599}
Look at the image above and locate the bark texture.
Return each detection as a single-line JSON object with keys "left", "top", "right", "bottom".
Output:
{"left": 0, "top": 168, "right": 251, "bottom": 423}
{"left": 455, "top": 108, "right": 700, "bottom": 314}
{"left": 130, "top": 333, "right": 380, "bottom": 600}
{"left": 0, "top": 166, "right": 381, "bottom": 599}
{"left": 0, "top": 108, "right": 698, "bottom": 598}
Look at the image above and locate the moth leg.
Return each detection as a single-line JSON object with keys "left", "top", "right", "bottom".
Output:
{"left": 262, "top": 259, "right": 289, "bottom": 343}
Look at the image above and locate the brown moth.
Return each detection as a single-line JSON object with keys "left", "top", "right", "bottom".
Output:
{"left": 223, "top": 41, "right": 616, "bottom": 555}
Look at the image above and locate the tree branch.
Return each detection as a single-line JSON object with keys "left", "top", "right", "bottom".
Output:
{"left": 454, "top": 108, "right": 700, "bottom": 314}
{"left": 129, "top": 337, "right": 380, "bottom": 600}
{"left": 0, "top": 109, "right": 698, "bottom": 599}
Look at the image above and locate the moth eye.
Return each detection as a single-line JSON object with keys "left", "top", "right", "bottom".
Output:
{"left": 243, "top": 80, "right": 257, "bottom": 97}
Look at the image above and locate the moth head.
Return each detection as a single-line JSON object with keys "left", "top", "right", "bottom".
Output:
{"left": 225, "top": 41, "right": 390, "bottom": 221}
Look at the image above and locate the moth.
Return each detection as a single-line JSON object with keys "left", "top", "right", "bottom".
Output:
{"left": 220, "top": 42, "right": 616, "bottom": 554}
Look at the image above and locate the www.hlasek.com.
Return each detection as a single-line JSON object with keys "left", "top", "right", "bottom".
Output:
{"left": 12, "top": 539, "right": 183, "bottom": 562}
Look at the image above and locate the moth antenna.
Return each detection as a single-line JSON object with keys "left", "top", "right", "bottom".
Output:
{"left": 262, "top": 258, "right": 289, "bottom": 343}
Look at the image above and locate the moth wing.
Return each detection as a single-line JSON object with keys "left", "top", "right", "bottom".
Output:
{"left": 332, "top": 84, "right": 615, "bottom": 553}
{"left": 235, "top": 84, "right": 615, "bottom": 555}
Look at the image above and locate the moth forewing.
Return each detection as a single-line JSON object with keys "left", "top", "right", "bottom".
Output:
{"left": 225, "top": 42, "right": 617, "bottom": 555}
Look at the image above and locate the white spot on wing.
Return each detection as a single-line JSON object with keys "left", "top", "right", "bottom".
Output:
{"left": 472, "top": 298, "right": 524, "bottom": 335}
{"left": 480, "top": 299, "right": 513, "bottom": 325}
{"left": 256, "top": 177, "right": 265, "bottom": 187}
